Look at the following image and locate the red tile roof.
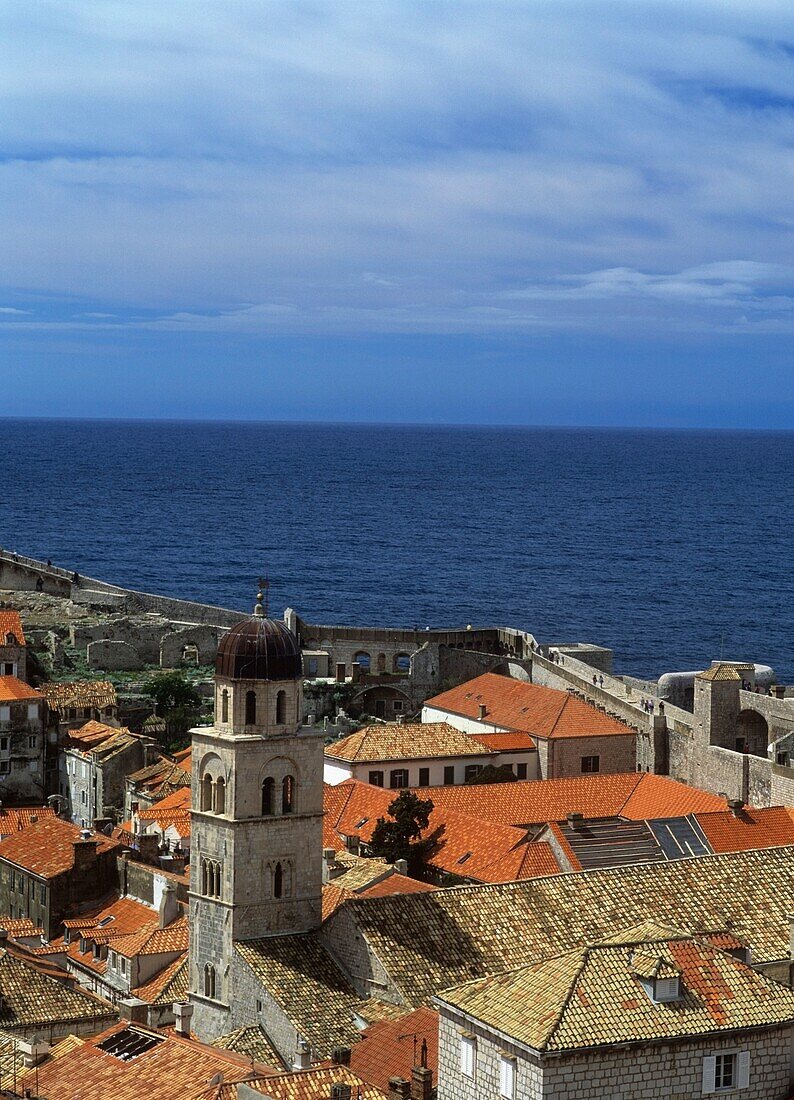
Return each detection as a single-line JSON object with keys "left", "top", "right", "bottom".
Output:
{"left": 349, "top": 1006, "right": 438, "bottom": 1093}
{"left": 0, "top": 676, "right": 41, "bottom": 702}
{"left": 421, "top": 773, "right": 726, "bottom": 827}
{"left": 427, "top": 672, "right": 634, "bottom": 739}
{"left": 113, "top": 915, "right": 188, "bottom": 958}
{"left": 360, "top": 875, "right": 437, "bottom": 899}
{"left": 469, "top": 731, "right": 536, "bottom": 752}
{"left": 0, "top": 806, "right": 56, "bottom": 836}
{"left": 695, "top": 806, "right": 794, "bottom": 853}
{"left": 0, "top": 612, "right": 25, "bottom": 646}
{"left": 0, "top": 817, "right": 120, "bottom": 878}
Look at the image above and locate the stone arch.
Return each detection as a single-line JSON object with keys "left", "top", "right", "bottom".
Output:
{"left": 353, "top": 650, "right": 371, "bottom": 671}
{"left": 213, "top": 776, "right": 226, "bottom": 814}
{"left": 204, "top": 963, "right": 216, "bottom": 999}
{"left": 220, "top": 688, "right": 229, "bottom": 723}
{"left": 274, "top": 861, "right": 283, "bottom": 898}
{"left": 245, "top": 690, "right": 257, "bottom": 726}
{"left": 737, "top": 709, "right": 769, "bottom": 756}
{"left": 282, "top": 774, "right": 295, "bottom": 814}
{"left": 393, "top": 652, "right": 411, "bottom": 674}
{"left": 276, "top": 689, "right": 287, "bottom": 725}
{"left": 262, "top": 776, "right": 275, "bottom": 815}
{"left": 199, "top": 752, "right": 226, "bottom": 813}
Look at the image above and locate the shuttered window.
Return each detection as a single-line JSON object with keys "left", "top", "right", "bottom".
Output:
{"left": 459, "top": 1034, "right": 475, "bottom": 1078}
{"left": 499, "top": 1054, "right": 515, "bottom": 1098}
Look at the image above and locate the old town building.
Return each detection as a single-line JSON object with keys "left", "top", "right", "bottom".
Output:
{"left": 0, "top": 612, "right": 27, "bottom": 682}
{"left": 0, "top": 676, "right": 47, "bottom": 801}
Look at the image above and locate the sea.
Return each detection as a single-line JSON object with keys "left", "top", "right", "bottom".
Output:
{"left": 2, "top": 419, "right": 792, "bottom": 682}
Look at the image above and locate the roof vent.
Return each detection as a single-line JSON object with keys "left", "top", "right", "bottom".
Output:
{"left": 567, "top": 812, "right": 585, "bottom": 830}
{"left": 727, "top": 798, "right": 744, "bottom": 816}
{"left": 79, "top": 828, "right": 92, "bottom": 841}
{"left": 478, "top": 704, "right": 487, "bottom": 720}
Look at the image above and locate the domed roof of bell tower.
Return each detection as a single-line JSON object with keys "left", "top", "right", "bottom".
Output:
{"left": 215, "top": 589, "right": 303, "bottom": 681}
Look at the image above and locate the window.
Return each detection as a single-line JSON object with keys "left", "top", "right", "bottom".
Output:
{"left": 81, "top": 790, "right": 87, "bottom": 805}
{"left": 389, "top": 769, "right": 409, "bottom": 789}
{"left": 353, "top": 651, "right": 371, "bottom": 671}
{"left": 274, "top": 861, "right": 283, "bottom": 899}
{"left": 121, "top": 956, "right": 127, "bottom": 975}
{"left": 276, "top": 690, "right": 287, "bottom": 725}
{"left": 394, "top": 653, "right": 411, "bottom": 673}
{"left": 702, "top": 1051, "right": 750, "bottom": 1093}
{"left": 653, "top": 976, "right": 680, "bottom": 1002}
{"left": 28, "top": 736, "right": 37, "bottom": 749}
{"left": 418, "top": 767, "right": 430, "bottom": 787}
{"left": 499, "top": 1055, "right": 516, "bottom": 1099}
{"left": 464, "top": 764, "right": 481, "bottom": 782}
{"left": 203, "top": 963, "right": 216, "bottom": 999}
{"left": 221, "top": 689, "right": 229, "bottom": 723}
{"left": 262, "top": 776, "right": 274, "bottom": 815}
{"left": 777, "top": 751, "right": 789, "bottom": 766}
{"left": 245, "top": 690, "right": 257, "bottom": 726}
{"left": 256, "top": 1000, "right": 263, "bottom": 1012}
{"left": 516, "top": 763, "right": 527, "bottom": 780}
{"left": 306, "top": 657, "right": 318, "bottom": 676}
{"left": 368, "top": 771, "right": 384, "bottom": 787}
{"left": 393, "top": 700, "right": 403, "bottom": 713}
{"left": 282, "top": 775, "right": 294, "bottom": 814}
{"left": 0, "top": 737, "right": 8, "bottom": 752}
{"left": 735, "top": 737, "right": 747, "bottom": 753}
{"left": 459, "top": 1034, "right": 475, "bottom": 1078}
{"left": 375, "top": 700, "right": 386, "bottom": 719}
{"left": 213, "top": 776, "right": 226, "bottom": 814}
{"left": 443, "top": 765, "right": 455, "bottom": 785}
{"left": 201, "top": 858, "right": 222, "bottom": 898}
{"left": 201, "top": 773, "right": 213, "bottom": 812}
{"left": 581, "top": 755, "right": 600, "bottom": 773}
{"left": 0, "top": 762, "right": 9, "bottom": 775}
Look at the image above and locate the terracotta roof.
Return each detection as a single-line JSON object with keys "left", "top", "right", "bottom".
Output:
{"left": 436, "top": 923, "right": 794, "bottom": 1051}
{"left": 210, "top": 1065, "right": 387, "bottom": 1100}
{"left": 469, "top": 731, "right": 536, "bottom": 751}
{"left": 327, "top": 846, "right": 794, "bottom": 1009}
{"left": 113, "top": 915, "right": 188, "bottom": 958}
{"left": 360, "top": 875, "right": 437, "bottom": 899}
{"left": 235, "top": 934, "right": 367, "bottom": 1058}
{"left": 326, "top": 722, "right": 496, "bottom": 763}
{"left": 66, "top": 721, "right": 137, "bottom": 759}
{"left": 21, "top": 1022, "right": 270, "bottom": 1100}
{"left": 0, "top": 805, "right": 56, "bottom": 836}
{"left": 39, "top": 680, "right": 117, "bottom": 713}
{"left": 348, "top": 1006, "right": 438, "bottom": 1093}
{"left": 426, "top": 673, "right": 634, "bottom": 740}
{"left": 695, "top": 806, "right": 794, "bottom": 853}
{"left": 0, "top": 612, "right": 25, "bottom": 647}
{"left": 133, "top": 954, "right": 189, "bottom": 1004}
{"left": 0, "top": 946, "right": 113, "bottom": 1030}
{"left": 0, "top": 918, "right": 42, "bottom": 937}
{"left": 324, "top": 780, "right": 561, "bottom": 884}
{"left": 174, "top": 746, "right": 192, "bottom": 772}
{"left": 0, "top": 816, "right": 119, "bottom": 878}
{"left": 128, "top": 757, "right": 191, "bottom": 797}
{"left": 61, "top": 895, "right": 156, "bottom": 937}
{"left": 212, "top": 1025, "right": 283, "bottom": 1070}
{"left": 420, "top": 773, "right": 726, "bottom": 827}
{"left": 696, "top": 664, "right": 741, "bottom": 682}
{"left": 0, "top": 676, "right": 41, "bottom": 703}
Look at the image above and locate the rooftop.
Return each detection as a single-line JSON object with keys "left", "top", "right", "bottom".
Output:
{"left": 436, "top": 922, "right": 794, "bottom": 1051}
{"left": 325, "top": 722, "right": 506, "bottom": 763}
{"left": 39, "top": 679, "right": 117, "bottom": 713}
{"left": 347, "top": 1005, "right": 438, "bottom": 1093}
{"left": 0, "top": 611, "right": 25, "bottom": 647}
{"left": 0, "top": 675, "right": 41, "bottom": 703}
{"left": 0, "top": 946, "right": 113, "bottom": 1030}
{"left": 0, "top": 816, "right": 119, "bottom": 879}
{"left": 696, "top": 663, "right": 742, "bottom": 682}
{"left": 695, "top": 805, "right": 794, "bottom": 852}
{"left": 208, "top": 1065, "right": 387, "bottom": 1100}
{"left": 426, "top": 672, "right": 633, "bottom": 740}
{"left": 326, "top": 846, "right": 794, "bottom": 1008}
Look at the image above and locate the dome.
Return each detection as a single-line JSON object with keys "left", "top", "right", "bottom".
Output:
{"left": 215, "top": 614, "right": 303, "bottom": 681}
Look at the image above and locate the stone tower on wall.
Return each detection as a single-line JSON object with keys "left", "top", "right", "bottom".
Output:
{"left": 188, "top": 592, "right": 323, "bottom": 1040}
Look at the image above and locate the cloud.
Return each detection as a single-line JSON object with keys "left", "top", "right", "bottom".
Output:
{"left": 0, "top": 306, "right": 31, "bottom": 315}
{"left": 3, "top": 2, "right": 794, "bottom": 338}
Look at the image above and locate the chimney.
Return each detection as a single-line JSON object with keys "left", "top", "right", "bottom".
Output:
{"left": 345, "top": 835, "right": 360, "bottom": 856}
{"left": 727, "top": 798, "right": 744, "bottom": 816}
{"left": 293, "top": 1039, "right": 311, "bottom": 1071}
{"left": 478, "top": 703, "right": 487, "bottom": 721}
{"left": 173, "top": 1001, "right": 194, "bottom": 1037}
{"left": 135, "top": 833, "right": 160, "bottom": 865}
{"left": 158, "top": 882, "right": 179, "bottom": 929}
{"left": 118, "top": 996, "right": 148, "bottom": 1024}
{"left": 72, "top": 835, "right": 98, "bottom": 871}
{"left": 331, "top": 1047, "right": 351, "bottom": 1066}
{"left": 323, "top": 848, "right": 340, "bottom": 883}
{"left": 410, "top": 1064, "right": 433, "bottom": 1100}
{"left": 18, "top": 1039, "right": 50, "bottom": 1068}
{"left": 330, "top": 1086, "right": 352, "bottom": 1100}
{"left": 567, "top": 812, "right": 584, "bottom": 830}
{"left": 388, "top": 1078, "right": 411, "bottom": 1099}
{"left": 394, "top": 858, "right": 408, "bottom": 875}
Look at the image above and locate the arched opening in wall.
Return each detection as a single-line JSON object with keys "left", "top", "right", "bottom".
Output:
{"left": 213, "top": 777, "right": 226, "bottom": 814}
{"left": 282, "top": 775, "right": 294, "bottom": 814}
{"left": 276, "top": 690, "right": 287, "bottom": 725}
{"left": 274, "top": 861, "right": 283, "bottom": 898}
{"left": 204, "top": 963, "right": 216, "bottom": 999}
{"left": 377, "top": 652, "right": 386, "bottom": 672}
{"left": 737, "top": 710, "right": 769, "bottom": 756}
{"left": 245, "top": 690, "right": 257, "bottom": 726}
{"left": 201, "top": 774, "right": 213, "bottom": 812}
{"left": 182, "top": 644, "right": 199, "bottom": 666}
{"left": 394, "top": 653, "right": 411, "bottom": 674}
{"left": 262, "top": 777, "right": 274, "bottom": 815}
{"left": 213, "top": 861, "right": 221, "bottom": 897}
{"left": 220, "top": 689, "right": 229, "bottom": 724}
{"left": 353, "top": 651, "right": 371, "bottom": 671}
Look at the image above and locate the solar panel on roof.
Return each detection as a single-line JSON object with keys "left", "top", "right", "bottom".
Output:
{"left": 649, "top": 817, "right": 712, "bottom": 860}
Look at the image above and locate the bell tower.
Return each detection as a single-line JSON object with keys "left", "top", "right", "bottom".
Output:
{"left": 188, "top": 590, "right": 323, "bottom": 1040}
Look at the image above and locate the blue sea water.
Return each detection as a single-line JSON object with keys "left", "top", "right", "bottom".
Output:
{"left": 1, "top": 419, "right": 792, "bottom": 681}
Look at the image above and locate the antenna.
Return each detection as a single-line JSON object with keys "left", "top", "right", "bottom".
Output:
{"left": 258, "top": 575, "right": 270, "bottom": 617}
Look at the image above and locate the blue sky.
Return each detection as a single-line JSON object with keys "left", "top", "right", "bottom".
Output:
{"left": 3, "top": 0, "right": 794, "bottom": 426}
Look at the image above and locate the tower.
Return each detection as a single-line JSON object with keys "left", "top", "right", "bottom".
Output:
{"left": 188, "top": 592, "right": 323, "bottom": 1039}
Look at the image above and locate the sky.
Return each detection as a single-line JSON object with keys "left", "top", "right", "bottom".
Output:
{"left": 3, "top": 0, "right": 794, "bottom": 426}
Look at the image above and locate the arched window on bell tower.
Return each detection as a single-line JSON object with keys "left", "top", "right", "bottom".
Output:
{"left": 262, "top": 776, "right": 274, "bottom": 816}
{"left": 282, "top": 774, "right": 294, "bottom": 814}
{"left": 245, "top": 690, "right": 257, "bottom": 726}
{"left": 274, "top": 861, "right": 283, "bottom": 898}
{"left": 276, "top": 690, "right": 287, "bottom": 725}
{"left": 221, "top": 688, "right": 229, "bottom": 723}
{"left": 201, "top": 773, "right": 213, "bottom": 812}
{"left": 204, "top": 963, "right": 216, "bottom": 999}
{"left": 213, "top": 776, "right": 226, "bottom": 814}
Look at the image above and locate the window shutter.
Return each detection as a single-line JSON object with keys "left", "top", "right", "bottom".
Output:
{"left": 702, "top": 1055, "right": 716, "bottom": 1094}
{"left": 459, "top": 1035, "right": 475, "bottom": 1077}
{"left": 737, "top": 1050, "right": 750, "bottom": 1089}
{"left": 499, "top": 1055, "right": 515, "bottom": 1098}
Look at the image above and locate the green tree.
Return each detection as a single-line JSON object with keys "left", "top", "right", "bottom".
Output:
{"left": 144, "top": 671, "right": 202, "bottom": 751}
{"left": 369, "top": 790, "right": 434, "bottom": 873}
